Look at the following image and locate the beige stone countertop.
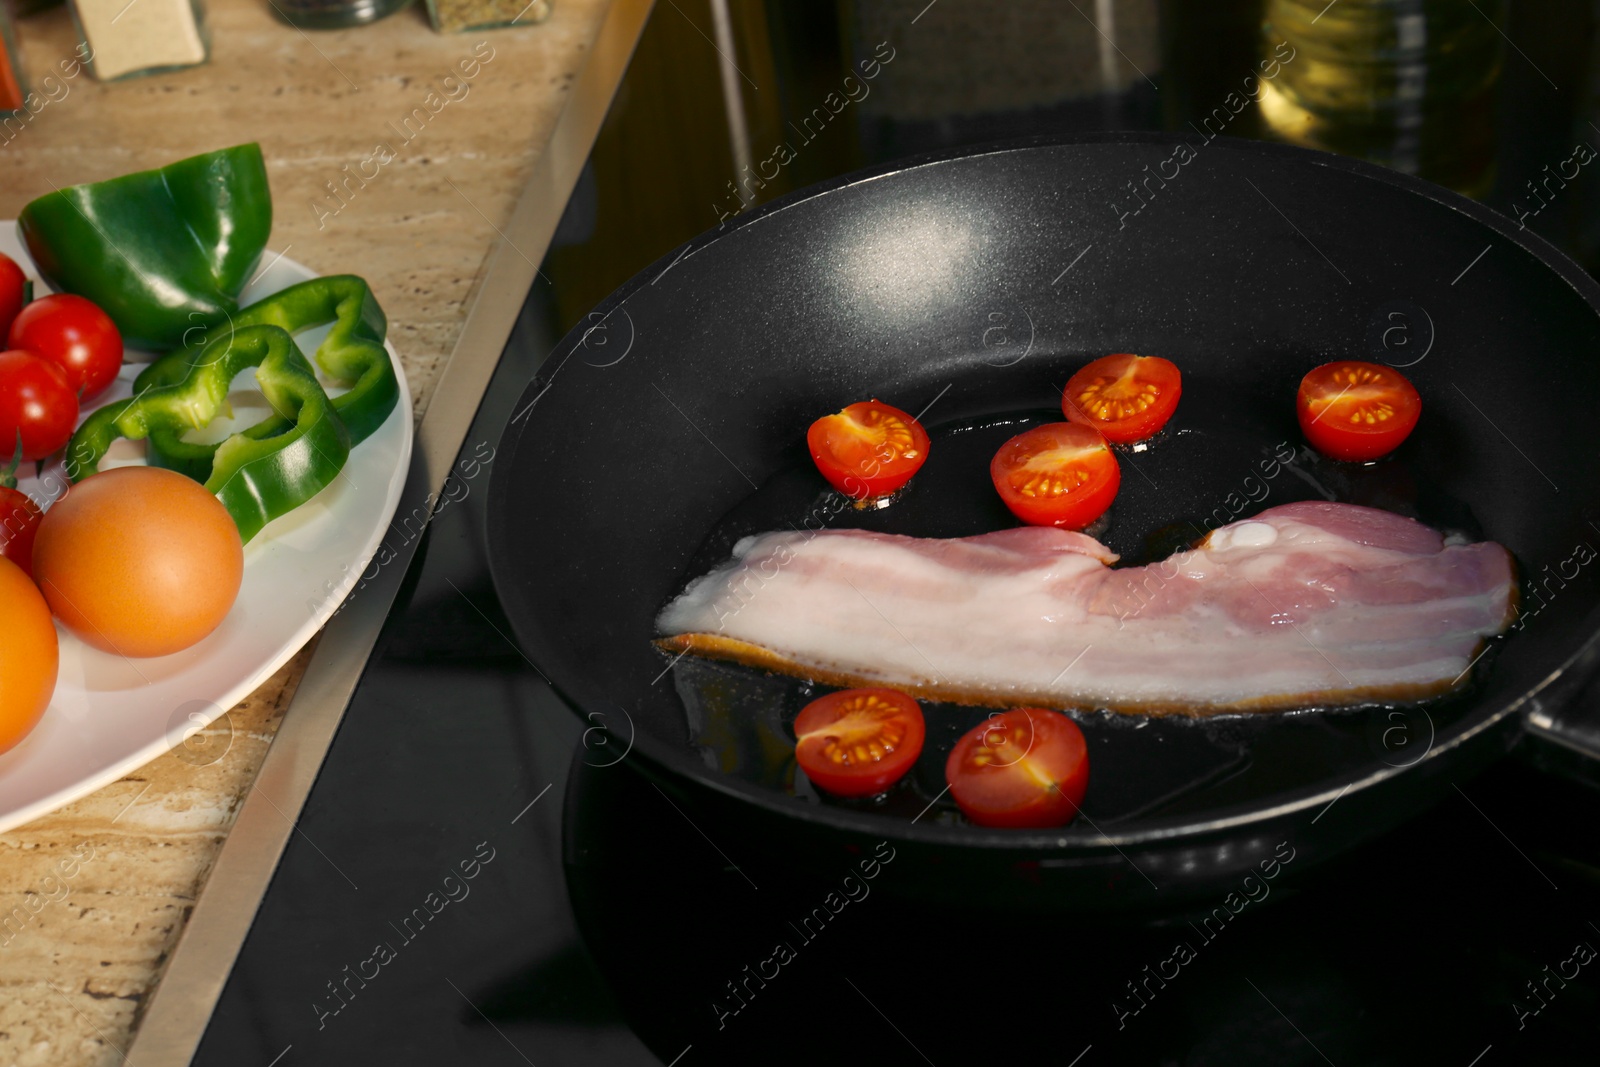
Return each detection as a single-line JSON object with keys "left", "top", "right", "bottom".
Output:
{"left": 0, "top": 0, "right": 612, "bottom": 1062}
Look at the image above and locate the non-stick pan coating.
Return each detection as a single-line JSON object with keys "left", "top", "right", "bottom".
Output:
{"left": 488, "top": 134, "right": 1600, "bottom": 907}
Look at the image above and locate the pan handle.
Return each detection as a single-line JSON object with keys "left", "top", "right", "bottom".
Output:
{"left": 1520, "top": 640, "right": 1600, "bottom": 785}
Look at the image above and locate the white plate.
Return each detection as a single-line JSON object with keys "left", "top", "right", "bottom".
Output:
{"left": 0, "top": 223, "right": 412, "bottom": 832}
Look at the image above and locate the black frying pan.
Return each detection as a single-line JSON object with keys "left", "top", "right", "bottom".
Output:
{"left": 486, "top": 133, "right": 1600, "bottom": 910}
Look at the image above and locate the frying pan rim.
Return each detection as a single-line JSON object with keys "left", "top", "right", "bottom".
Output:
{"left": 487, "top": 130, "right": 1600, "bottom": 852}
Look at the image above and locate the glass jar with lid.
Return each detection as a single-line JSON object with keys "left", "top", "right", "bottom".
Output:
{"left": 426, "top": 0, "right": 550, "bottom": 36}
{"left": 69, "top": 0, "right": 211, "bottom": 81}
{"left": 269, "top": 0, "right": 415, "bottom": 31}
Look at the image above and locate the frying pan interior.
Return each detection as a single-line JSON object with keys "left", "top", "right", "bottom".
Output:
{"left": 487, "top": 134, "right": 1600, "bottom": 859}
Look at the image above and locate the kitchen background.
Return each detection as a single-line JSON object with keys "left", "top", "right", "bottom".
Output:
{"left": 550, "top": 0, "right": 1600, "bottom": 335}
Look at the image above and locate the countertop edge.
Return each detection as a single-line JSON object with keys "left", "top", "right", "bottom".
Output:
{"left": 122, "top": 2, "right": 656, "bottom": 1062}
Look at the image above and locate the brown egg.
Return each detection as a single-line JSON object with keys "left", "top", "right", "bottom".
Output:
{"left": 33, "top": 466, "right": 244, "bottom": 657}
{"left": 0, "top": 555, "right": 57, "bottom": 754}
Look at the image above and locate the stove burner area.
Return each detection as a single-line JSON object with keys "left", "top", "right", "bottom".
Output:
{"left": 565, "top": 750, "right": 1600, "bottom": 1066}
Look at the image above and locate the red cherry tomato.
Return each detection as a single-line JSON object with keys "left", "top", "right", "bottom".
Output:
{"left": 0, "top": 441, "right": 41, "bottom": 580}
{"left": 945, "top": 708, "right": 1089, "bottom": 829}
{"left": 990, "top": 422, "right": 1120, "bottom": 529}
{"left": 807, "top": 400, "right": 930, "bottom": 499}
{"left": 9, "top": 294, "right": 124, "bottom": 402}
{"left": 793, "top": 688, "right": 926, "bottom": 798}
{"left": 1296, "top": 360, "right": 1421, "bottom": 462}
{"left": 0, "top": 253, "right": 26, "bottom": 341}
{"left": 1063, "top": 353, "right": 1182, "bottom": 443}
{"left": 0, "top": 350, "right": 77, "bottom": 462}
{"left": 0, "top": 487, "right": 41, "bottom": 580}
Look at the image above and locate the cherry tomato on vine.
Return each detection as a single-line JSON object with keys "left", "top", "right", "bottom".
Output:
{"left": 9, "top": 293, "right": 124, "bottom": 402}
{"left": 1295, "top": 360, "right": 1421, "bottom": 462}
{"left": 0, "top": 440, "right": 41, "bottom": 579}
{"left": 793, "top": 687, "right": 926, "bottom": 797}
{"left": 990, "top": 422, "right": 1120, "bottom": 529}
{"left": 0, "top": 350, "right": 77, "bottom": 462}
{"left": 1062, "top": 353, "right": 1182, "bottom": 443}
{"left": 0, "top": 488, "right": 41, "bottom": 580}
{"left": 807, "top": 399, "right": 930, "bottom": 499}
{"left": 0, "top": 253, "right": 26, "bottom": 341}
{"left": 945, "top": 708, "right": 1089, "bottom": 829}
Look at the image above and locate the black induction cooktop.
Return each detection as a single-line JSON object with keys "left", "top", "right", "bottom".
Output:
{"left": 192, "top": 5, "right": 1600, "bottom": 1063}
{"left": 192, "top": 207, "right": 1600, "bottom": 1067}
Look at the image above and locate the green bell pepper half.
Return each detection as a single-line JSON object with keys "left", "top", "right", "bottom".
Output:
{"left": 66, "top": 325, "right": 351, "bottom": 545}
{"left": 17, "top": 144, "right": 272, "bottom": 351}
{"left": 134, "top": 274, "right": 399, "bottom": 473}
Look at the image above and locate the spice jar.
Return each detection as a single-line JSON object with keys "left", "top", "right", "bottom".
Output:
{"left": 10, "top": 0, "right": 64, "bottom": 18}
{"left": 426, "top": 0, "right": 549, "bottom": 35}
{"left": 0, "top": 3, "right": 24, "bottom": 112}
{"left": 270, "top": 0, "right": 414, "bottom": 30}
{"left": 69, "top": 0, "right": 210, "bottom": 81}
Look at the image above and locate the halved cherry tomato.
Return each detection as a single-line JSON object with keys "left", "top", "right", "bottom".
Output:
{"left": 1296, "top": 360, "right": 1421, "bottom": 462}
{"left": 990, "top": 422, "right": 1120, "bottom": 529}
{"left": 10, "top": 293, "right": 124, "bottom": 402}
{"left": 807, "top": 400, "right": 930, "bottom": 499}
{"left": 0, "top": 253, "right": 27, "bottom": 341}
{"left": 945, "top": 708, "right": 1089, "bottom": 829}
{"left": 794, "top": 687, "right": 926, "bottom": 797}
{"left": 0, "top": 350, "right": 77, "bottom": 462}
{"left": 1063, "top": 353, "right": 1182, "bottom": 443}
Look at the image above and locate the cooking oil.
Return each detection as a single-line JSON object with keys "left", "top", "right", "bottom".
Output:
{"left": 1259, "top": 0, "right": 1508, "bottom": 197}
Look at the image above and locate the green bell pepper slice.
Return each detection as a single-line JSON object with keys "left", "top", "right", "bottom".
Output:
{"left": 135, "top": 275, "right": 399, "bottom": 472}
{"left": 66, "top": 325, "right": 351, "bottom": 544}
{"left": 18, "top": 144, "right": 272, "bottom": 351}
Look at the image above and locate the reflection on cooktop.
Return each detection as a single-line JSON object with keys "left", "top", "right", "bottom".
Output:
{"left": 567, "top": 750, "right": 1600, "bottom": 1066}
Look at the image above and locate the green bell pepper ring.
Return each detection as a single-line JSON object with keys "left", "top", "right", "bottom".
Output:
{"left": 66, "top": 325, "right": 351, "bottom": 545}
{"left": 18, "top": 144, "right": 272, "bottom": 351}
{"left": 135, "top": 275, "right": 399, "bottom": 468}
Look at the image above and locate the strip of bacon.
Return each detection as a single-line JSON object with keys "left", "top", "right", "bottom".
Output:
{"left": 655, "top": 502, "right": 1517, "bottom": 716}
